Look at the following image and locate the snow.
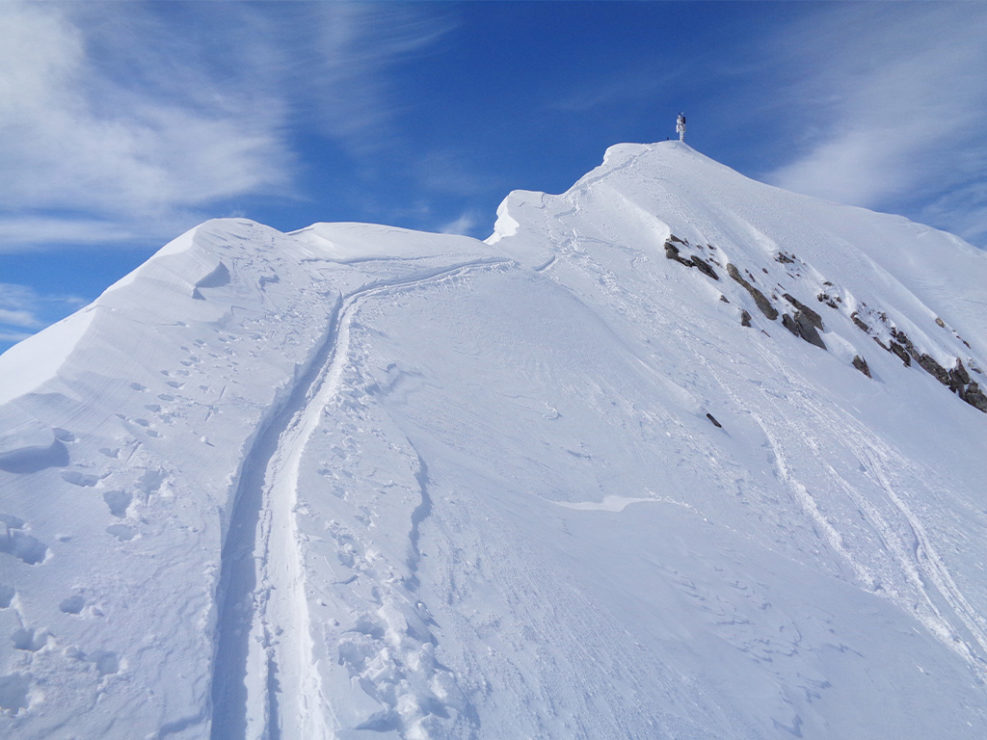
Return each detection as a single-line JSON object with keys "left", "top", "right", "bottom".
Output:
{"left": 0, "top": 310, "right": 95, "bottom": 406}
{"left": 1, "top": 142, "right": 986, "bottom": 738}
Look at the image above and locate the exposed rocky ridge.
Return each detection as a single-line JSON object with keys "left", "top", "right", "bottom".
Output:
{"left": 663, "top": 237, "right": 719, "bottom": 280}
{"left": 663, "top": 234, "right": 985, "bottom": 413}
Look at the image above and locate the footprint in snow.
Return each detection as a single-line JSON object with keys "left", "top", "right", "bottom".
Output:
{"left": 52, "top": 428, "right": 75, "bottom": 443}
{"left": 0, "top": 516, "right": 48, "bottom": 565}
{"left": 66, "top": 648, "right": 120, "bottom": 676}
{"left": 11, "top": 628, "right": 49, "bottom": 652}
{"left": 102, "top": 490, "right": 132, "bottom": 518}
{"left": 59, "top": 594, "right": 85, "bottom": 615}
{"left": 106, "top": 524, "right": 136, "bottom": 542}
{"left": 0, "top": 673, "right": 31, "bottom": 714}
{"left": 60, "top": 470, "right": 102, "bottom": 487}
{"left": 89, "top": 651, "right": 119, "bottom": 676}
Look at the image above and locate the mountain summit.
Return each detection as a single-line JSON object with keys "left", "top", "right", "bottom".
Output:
{"left": 2, "top": 142, "right": 985, "bottom": 738}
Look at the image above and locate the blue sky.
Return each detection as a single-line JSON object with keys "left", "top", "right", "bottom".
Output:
{"left": 2, "top": 1, "right": 986, "bottom": 352}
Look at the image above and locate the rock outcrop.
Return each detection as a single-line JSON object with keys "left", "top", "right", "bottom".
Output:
{"left": 726, "top": 263, "right": 778, "bottom": 320}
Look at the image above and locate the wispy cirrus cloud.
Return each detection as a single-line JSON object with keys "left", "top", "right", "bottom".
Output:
{"left": 301, "top": 4, "right": 455, "bottom": 150}
{"left": 0, "top": 282, "right": 85, "bottom": 347}
{"left": 0, "top": 2, "right": 453, "bottom": 252}
{"left": 761, "top": 3, "right": 987, "bottom": 245}
{"left": 0, "top": 2, "right": 289, "bottom": 249}
{"left": 438, "top": 211, "right": 480, "bottom": 237}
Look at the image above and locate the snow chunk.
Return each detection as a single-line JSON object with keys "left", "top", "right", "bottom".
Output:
{"left": 0, "top": 406, "right": 67, "bottom": 474}
{"left": 485, "top": 196, "right": 520, "bottom": 245}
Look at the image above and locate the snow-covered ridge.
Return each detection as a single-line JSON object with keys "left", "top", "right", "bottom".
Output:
{"left": 494, "top": 142, "right": 987, "bottom": 412}
{"left": 2, "top": 143, "right": 986, "bottom": 738}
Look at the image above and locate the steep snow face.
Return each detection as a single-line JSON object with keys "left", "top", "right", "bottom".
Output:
{"left": 1, "top": 143, "right": 986, "bottom": 738}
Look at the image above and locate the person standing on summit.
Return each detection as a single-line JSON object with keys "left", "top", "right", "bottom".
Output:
{"left": 676, "top": 113, "right": 686, "bottom": 142}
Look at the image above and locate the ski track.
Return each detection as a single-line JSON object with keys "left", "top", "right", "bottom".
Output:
{"left": 857, "top": 442, "right": 987, "bottom": 672}
{"left": 703, "top": 341, "right": 987, "bottom": 683}
{"left": 209, "top": 257, "right": 512, "bottom": 739}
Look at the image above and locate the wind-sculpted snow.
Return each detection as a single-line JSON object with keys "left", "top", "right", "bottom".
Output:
{"left": 2, "top": 142, "right": 987, "bottom": 738}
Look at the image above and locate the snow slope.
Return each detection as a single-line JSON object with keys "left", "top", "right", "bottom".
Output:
{"left": 1, "top": 142, "right": 986, "bottom": 738}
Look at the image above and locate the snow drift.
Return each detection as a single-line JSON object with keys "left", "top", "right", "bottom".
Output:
{"left": 1, "top": 142, "right": 985, "bottom": 738}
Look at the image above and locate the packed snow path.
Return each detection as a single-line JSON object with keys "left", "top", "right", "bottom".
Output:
{"left": 2, "top": 143, "right": 987, "bottom": 738}
{"left": 210, "top": 258, "right": 511, "bottom": 739}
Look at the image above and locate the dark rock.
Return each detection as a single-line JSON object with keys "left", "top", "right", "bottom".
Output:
{"left": 935, "top": 317, "right": 946, "bottom": 328}
{"left": 689, "top": 255, "right": 719, "bottom": 280}
{"left": 668, "top": 234, "right": 687, "bottom": 245}
{"left": 952, "top": 359, "right": 970, "bottom": 385}
{"left": 781, "top": 313, "right": 797, "bottom": 334}
{"left": 949, "top": 359, "right": 970, "bottom": 392}
{"left": 795, "top": 315, "right": 827, "bottom": 348}
{"left": 664, "top": 242, "right": 693, "bottom": 267}
{"left": 740, "top": 309, "right": 752, "bottom": 327}
{"left": 888, "top": 342, "right": 911, "bottom": 367}
{"left": 960, "top": 382, "right": 987, "bottom": 413}
{"left": 781, "top": 311, "right": 827, "bottom": 350}
{"left": 890, "top": 327, "right": 915, "bottom": 353}
{"left": 866, "top": 334, "right": 987, "bottom": 413}
{"left": 719, "top": 295, "right": 730, "bottom": 303}
{"left": 852, "top": 355, "right": 871, "bottom": 377}
{"left": 915, "top": 353, "right": 951, "bottom": 387}
{"left": 665, "top": 242, "right": 719, "bottom": 280}
{"left": 851, "top": 313, "right": 870, "bottom": 333}
{"left": 705, "top": 413, "right": 722, "bottom": 428}
{"left": 726, "top": 263, "right": 778, "bottom": 320}
{"left": 782, "top": 294, "right": 824, "bottom": 330}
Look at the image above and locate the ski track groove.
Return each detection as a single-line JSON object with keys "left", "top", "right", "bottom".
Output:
{"left": 858, "top": 444, "right": 987, "bottom": 671}
{"left": 209, "top": 257, "right": 513, "bottom": 739}
{"left": 699, "top": 339, "right": 987, "bottom": 682}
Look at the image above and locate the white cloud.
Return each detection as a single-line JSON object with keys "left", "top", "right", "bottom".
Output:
{"left": 549, "top": 69, "right": 677, "bottom": 114}
{"left": 0, "top": 2, "right": 290, "bottom": 249}
{"left": 919, "top": 179, "right": 987, "bottom": 247}
{"left": 0, "top": 308, "right": 40, "bottom": 329}
{"left": 0, "top": 282, "right": 85, "bottom": 345}
{"left": 303, "top": 4, "right": 455, "bottom": 151}
{"left": 438, "top": 211, "right": 479, "bottom": 236}
{"left": 0, "top": 330, "right": 32, "bottom": 344}
{"left": 0, "top": 215, "right": 193, "bottom": 253}
{"left": 0, "top": 2, "right": 453, "bottom": 252}
{"left": 414, "top": 149, "right": 501, "bottom": 197}
{"left": 761, "top": 3, "right": 987, "bottom": 244}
